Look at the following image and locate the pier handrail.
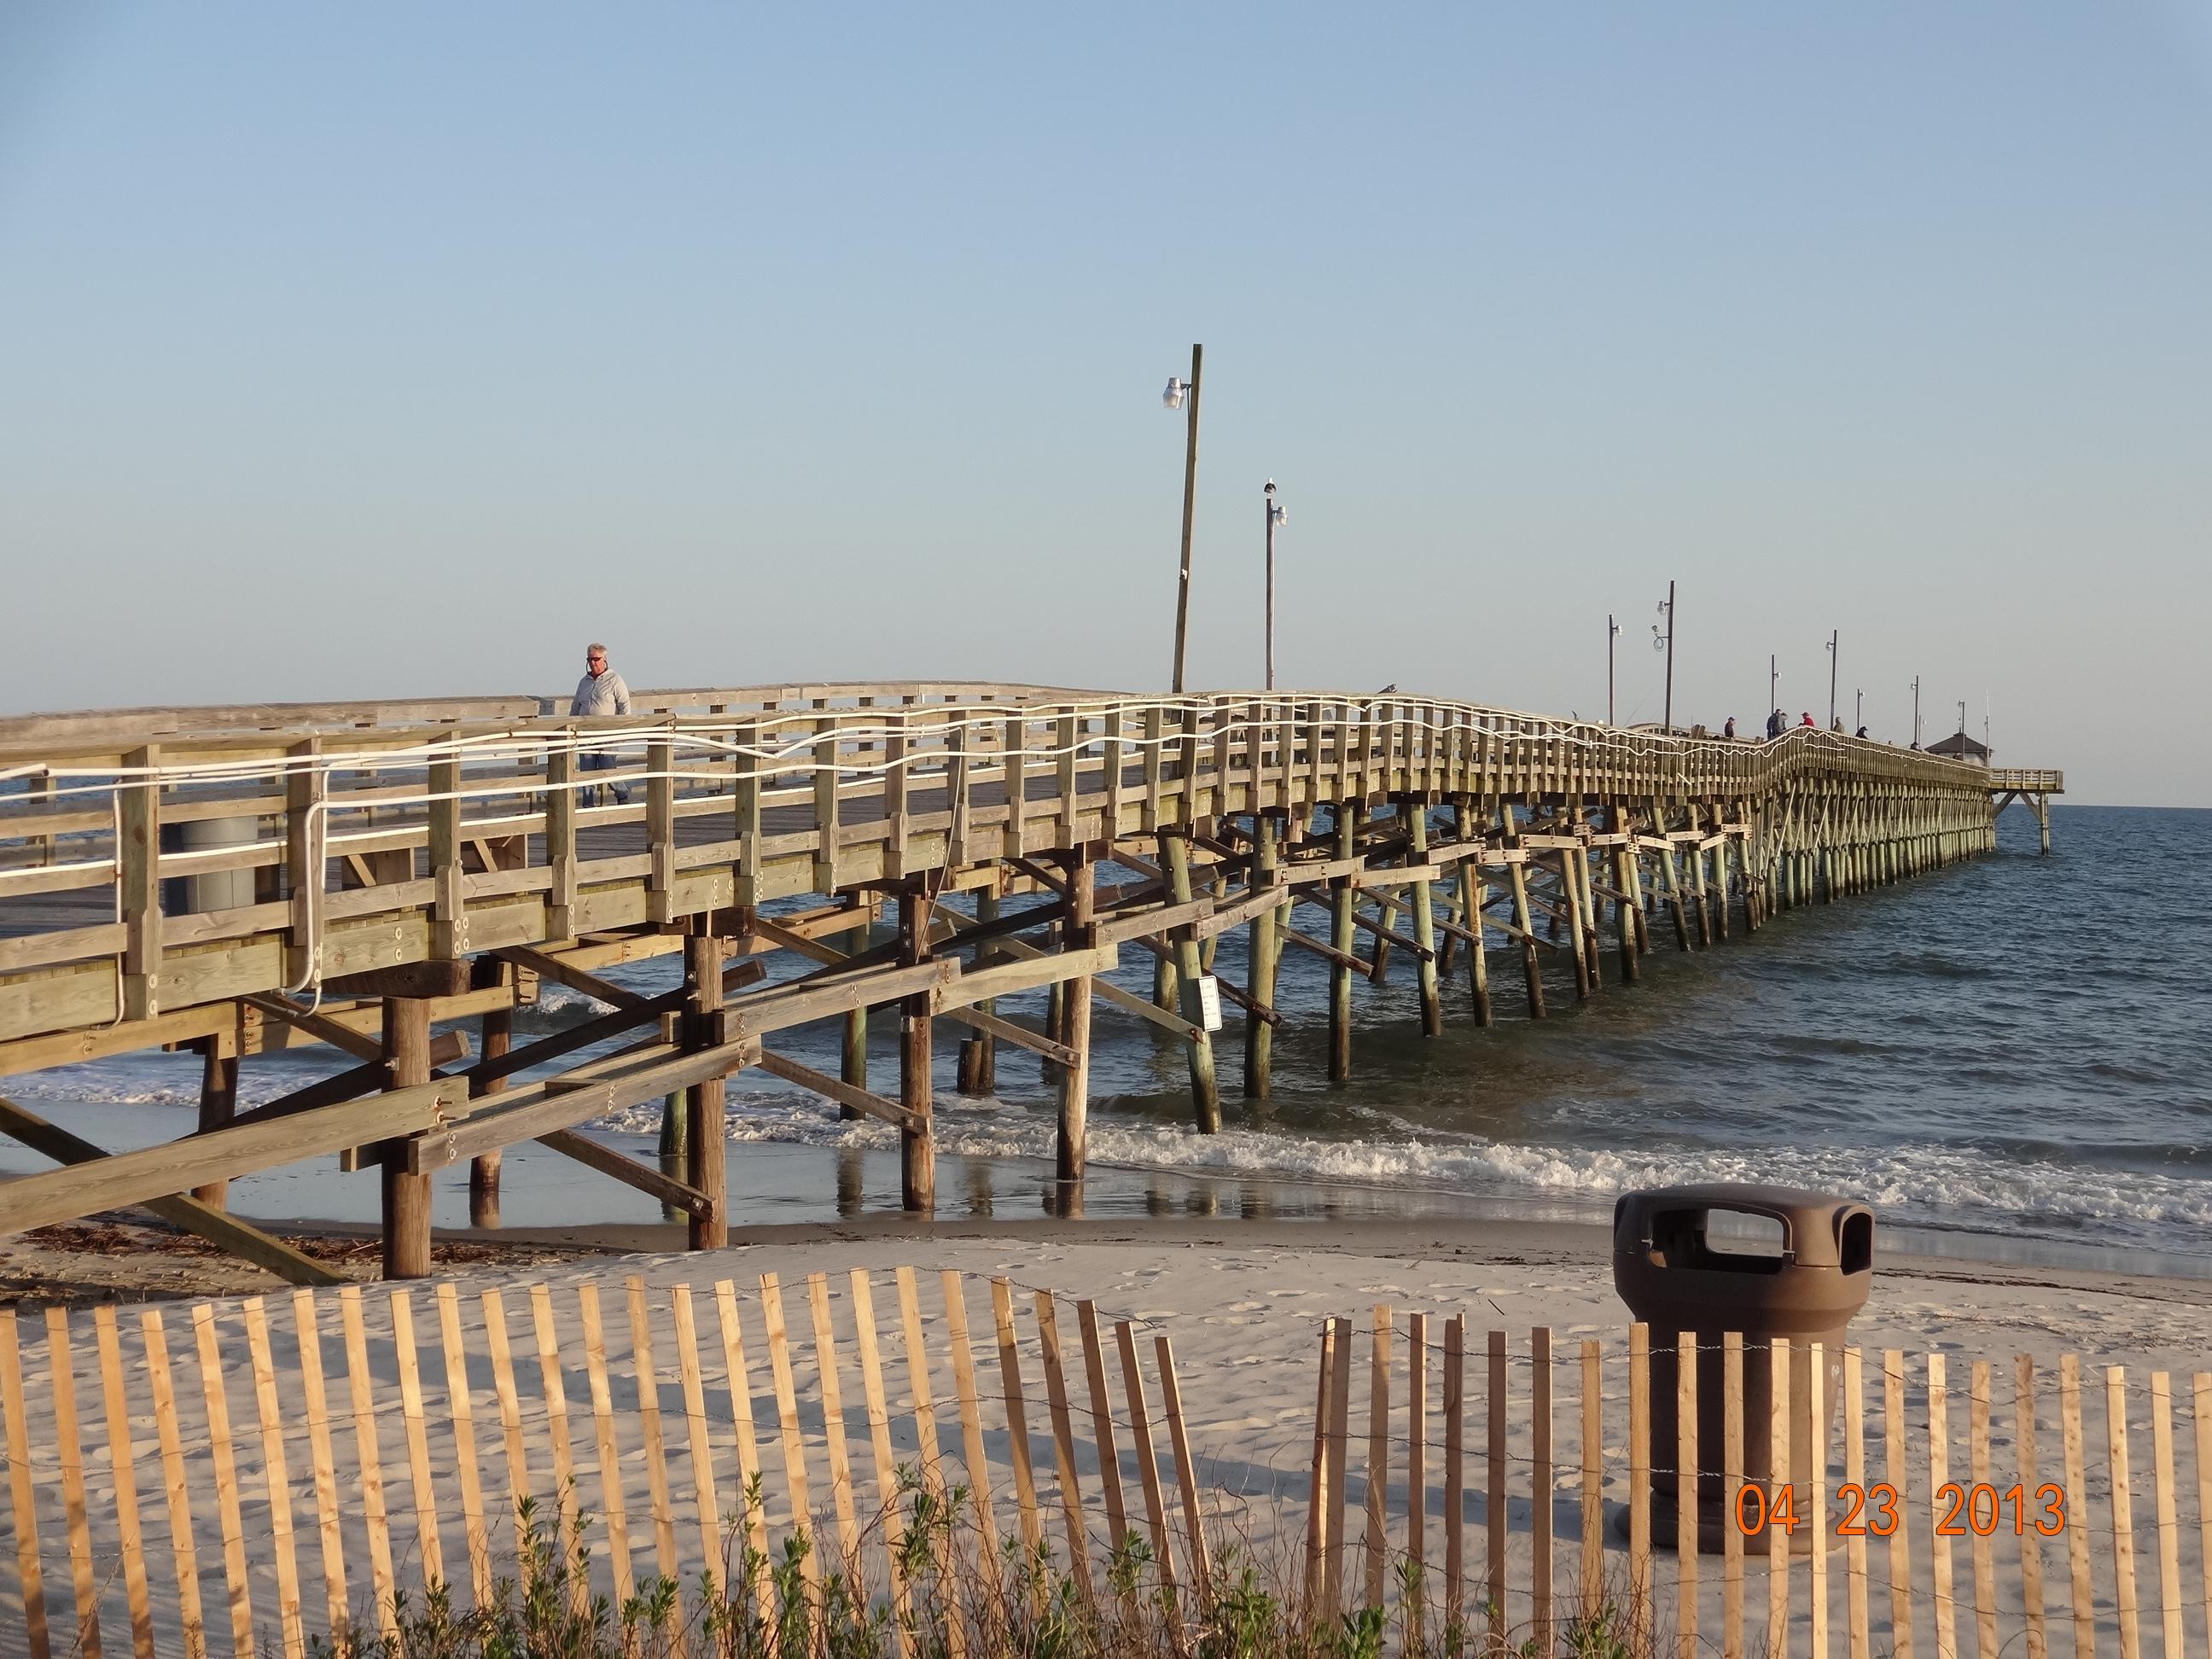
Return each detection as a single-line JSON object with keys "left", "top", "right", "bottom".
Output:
{"left": 0, "top": 686, "right": 2043, "bottom": 1046}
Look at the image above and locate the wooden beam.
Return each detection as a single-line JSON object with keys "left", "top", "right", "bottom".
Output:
{"left": 428, "top": 1036, "right": 762, "bottom": 1168}
{"left": 491, "top": 946, "right": 653, "bottom": 1013}
{"left": 322, "top": 960, "right": 472, "bottom": 1001}
{"left": 0, "top": 1079, "right": 462, "bottom": 1240}
{"left": 1124, "top": 934, "right": 1282, "bottom": 1026}
{"left": 213, "top": 1028, "right": 469, "bottom": 1132}
{"left": 0, "top": 1094, "right": 349, "bottom": 1286}
{"left": 937, "top": 1006, "right": 1080, "bottom": 1069}
{"left": 754, "top": 1050, "right": 917, "bottom": 1132}
{"left": 938, "top": 943, "right": 1120, "bottom": 1012}
{"left": 1278, "top": 923, "right": 1370, "bottom": 975}
{"left": 1290, "top": 890, "right": 1435, "bottom": 960}
{"left": 535, "top": 1130, "right": 712, "bottom": 1218}
{"left": 241, "top": 994, "right": 387, "bottom": 1063}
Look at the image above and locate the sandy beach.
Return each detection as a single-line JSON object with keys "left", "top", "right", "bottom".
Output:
{"left": 9, "top": 1208, "right": 2206, "bottom": 1370}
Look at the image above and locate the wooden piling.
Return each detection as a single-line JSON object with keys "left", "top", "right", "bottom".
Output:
{"left": 1161, "top": 833, "right": 1221, "bottom": 1131}
{"left": 899, "top": 888, "right": 934, "bottom": 1213}
{"left": 380, "top": 997, "right": 433, "bottom": 1281}
{"left": 1057, "top": 852, "right": 1095, "bottom": 1182}
{"left": 1330, "top": 803, "right": 1360, "bottom": 1078}
{"left": 1406, "top": 801, "right": 1444, "bottom": 1036}
{"left": 684, "top": 928, "right": 729, "bottom": 1249}
{"left": 1244, "top": 814, "right": 1284, "bottom": 1095}
{"left": 1502, "top": 803, "right": 1546, "bottom": 1018}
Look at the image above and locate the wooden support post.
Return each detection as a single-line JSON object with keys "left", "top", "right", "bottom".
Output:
{"left": 1057, "top": 853, "right": 1095, "bottom": 1185}
{"left": 1406, "top": 800, "right": 1443, "bottom": 1036}
{"left": 1330, "top": 801, "right": 1360, "bottom": 1078}
{"left": 428, "top": 753, "right": 465, "bottom": 956}
{"left": 1502, "top": 803, "right": 1545, "bottom": 1018}
{"left": 119, "top": 748, "right": 160, "bottom": 1021}
{"left": 380, "top": 998, "right": 433, "bottom": 1281}
{"left": 842, "top": 906, "right": 870, "bottom": 1115}
{"left": 1244, "top": 814, "right": 1283, "bottom": 1096}
{"left": 1610, "top": 807, "right": 1640, "bottom": 983}
{"left": 1559, "top": 848, "right": 1594, "bottom": 999}
{"left": 1161, "top": 832, "right": 1223, "bottom": 1132}
{"left": 1458, "top": 802, "right": 1493, "bottom": 1025}
{"left": 470, "top": 1006, "right": 509, "bottom": 1227}
{"left": 899, "top": 888, "right": 935, "bottom": 1213}
{"left": 684, "top": 928, "right": 728, "bottom": 1249}
{"left": 546, "top": 741, "right": 579, "bottom": 939}
{"left": 1688, "top": 806, "right": 1715, "bottom": 946}
{"left": 1659, "top": 820, "right": 1693, "bottom": 951}
{"left": 957, "top": 885, "right": 996, "bottom": 1095}
{"left": 192, "top": 1034, "right": 240, "bottom": 1208}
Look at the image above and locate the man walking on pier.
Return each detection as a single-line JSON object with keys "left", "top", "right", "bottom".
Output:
{"left": 572, "top": 642, "right": 633, "bottom": 806}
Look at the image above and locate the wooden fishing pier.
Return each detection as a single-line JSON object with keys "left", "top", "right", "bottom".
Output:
{"left": 0, "top": 685, "right": 2062, "bottom": 1283}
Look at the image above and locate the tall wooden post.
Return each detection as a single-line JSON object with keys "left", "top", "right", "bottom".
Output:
{"left": 899, "top": 888, "right": 935, "bottom": 1213}
{"left": 1161, "top": 833, "right": 1223, "bottom": 1132}
{"left": 1687, "top": 806, "right": 1714, "bottom": 946}
{"left": 192, "top": 1035, "right": 239, "bottom": 1208}
{"left": 1456, "top": 805, "right": 1493, "bottom": 1026}
{"left": 841, "top": 905, "right": 870, "bottom": 1114}
{"left": 1501, "top": 803, "right": 1545, "bottom": 1019}
{"left": 1243, "top": 815, "right": 1283, "bottom": 1097}
{"left": 958, "top": 885, "right": 997, "bottom": 1094}
{"left": 1329, "top": 802, "right": 1360, "bottom": 1079}
{"left": 684, "top": 929, "right": 728, "bottom": 1249}
{"left": 1560, "top": 850, "right": 1593, "bottom": 1000}
{"left": 1057, "top": 853, "right": 1096, "bottom": 1183}
{"left": 470, "top": 1007, "right": 510, "bottom": 1227}
{"left": 1406, "top": 801, "right": 1443, "bottom": 1037}
{"left": 1610, "top": 807, "right": 1640, "bottom": 984}
{"left": 1658, "top": 818, "right": 1692, "bottom": 950}
{"left": 380, "top": 997, "right": 433, "bottom": 1281}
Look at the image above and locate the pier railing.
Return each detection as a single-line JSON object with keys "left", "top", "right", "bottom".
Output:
{"left": 0, "top": 687, "right": 2008, "bottom": 1041}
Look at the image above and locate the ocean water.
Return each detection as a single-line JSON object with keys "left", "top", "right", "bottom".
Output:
{"left": 8, "top": 804, "right": 2207, "bottom": 1267}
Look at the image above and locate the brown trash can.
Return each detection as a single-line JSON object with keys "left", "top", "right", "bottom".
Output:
{"left": 1613, "top": 1183, "right": 1874, "bottom": 1553}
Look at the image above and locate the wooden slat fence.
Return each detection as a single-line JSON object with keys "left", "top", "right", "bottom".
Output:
{"left": 1307, "top": 1312, "right": 2212, "bottom": 1659}
{"left": 6, "top": 1285, "right": 2196, "bottom": 1658}
{"left": 0, "top": 1268, "right": 1225, "bottom": 1658}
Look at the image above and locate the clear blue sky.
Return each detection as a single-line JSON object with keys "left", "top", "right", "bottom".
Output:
{"left": 3, "top": 3, "right": 2206, "bottom": 804}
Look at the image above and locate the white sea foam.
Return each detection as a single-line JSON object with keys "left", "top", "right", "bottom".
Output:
{"left": 585, "top": 1090, "right": 2212, "bottom": 1237}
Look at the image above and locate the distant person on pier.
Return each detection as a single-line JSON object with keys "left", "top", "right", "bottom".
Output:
{"left": 1766, "top": 708, "right": 1785, "bottom": 739}
{"left": 1724, "top": 716, "right": 1738, "bottom": 739}
{"left": 1831, "top": 716, "right": 1845, "bottom": 732}
{"left": 1801, "top": 712, "right": 1817, "bottom": 727}
{"left": 571, "top": 642, "right": 634, "bottom": 806}
{"left": 1855, "top": 724, "right": 1869, "bottom": 739}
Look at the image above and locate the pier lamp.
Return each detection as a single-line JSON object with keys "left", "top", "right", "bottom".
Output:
{"left": 1651, "top": 581, "right": 1675, "bottom": 732}
{"left": 1263, "top": 480, "right": 1287, "bottom": 691}
{"left": 1825, "top": 631, "right": 1839, "bottom": 729}
{"left": 1162, "top": 344, "right": 1203, "bottom": 695}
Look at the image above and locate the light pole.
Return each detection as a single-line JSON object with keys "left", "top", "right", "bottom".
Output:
{"left": 1263, "top": 480, "right": 1286, "bottom": 691}
{"left": 1825, "top": 631, "right": 1839, "bottom": 729}
{"left": 1651, "top": 581, "right": 1675, "bottom": 732}
{"left": 1854, "top": 688, "right": 1864, "bottom": 734}
{"left": 1162, "top": 345, "right": 1203, "bottom": 695}
{"left": 1608, "top": 615, "right": 1621, "bottom": 724}
{"left": 1912, "top": 676, "right": 1922, "bottom": 748}
{"left": 1769, "top": 654, "right": 1778, "bottom": 725}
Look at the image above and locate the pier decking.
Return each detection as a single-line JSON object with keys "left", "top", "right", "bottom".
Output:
{"left": 0, "top": 684, "right": 2060, "bottom": 1281}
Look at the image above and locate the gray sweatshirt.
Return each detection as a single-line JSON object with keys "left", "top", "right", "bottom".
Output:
{"left": 570, "top": 669, "right": 632, "bottom": 717}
